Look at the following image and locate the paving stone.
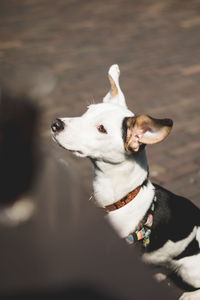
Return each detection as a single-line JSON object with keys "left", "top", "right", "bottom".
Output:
{"left": 0, "top": 1, "right": 200, "bottom": 297}
{"left": 0, "top": 0, "right": 199, "bottom": 212}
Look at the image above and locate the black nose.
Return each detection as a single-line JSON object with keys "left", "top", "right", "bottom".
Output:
{"left": 51, "top": 118, "right": 65, "bottom": 132}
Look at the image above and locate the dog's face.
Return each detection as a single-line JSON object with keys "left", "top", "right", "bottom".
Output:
{"left": 52, "top": 102, "right": 134, "bottom": 163}
{"left": 51, "top": 65, "right": 173, "bottom": 163}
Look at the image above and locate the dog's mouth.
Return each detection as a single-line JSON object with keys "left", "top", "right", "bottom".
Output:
{"left": 51, "top": 134, "right": 85, "bottom": 157}
{"left": 51, "top": 134, "right": 66, "bottom": 150}
{"left": 71, "top": 150, "right": 85, "bottom": 157}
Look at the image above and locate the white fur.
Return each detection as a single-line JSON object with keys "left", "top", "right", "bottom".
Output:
{"left": 143, "top": 227, "right": 197, "bottom": 265}
{"left": 52, "top": 64, "right": 200, "bottom": 299}
{"left": 57, "top": 103, "right": 133, "bottom": 162}
{"left": 180, "top": 289, "right": 200, "bottom": 300}
{"left": 177, "top": 253, "right": 200, "bottom": 288}
{"left": 103, "top": 64, "right": 127, "bottom": 107}
{"left": 196, "top": 227, "right": 200, "bottom": 247}
{"left": 105, "top": 181, "right": 155, "bottom": 238}
{"left": 93, "top": 150, "right": 148, "bottom": 207}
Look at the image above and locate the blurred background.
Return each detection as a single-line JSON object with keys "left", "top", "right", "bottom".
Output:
{"left": 0, "top": 0, "right": 200, "bottom": 299}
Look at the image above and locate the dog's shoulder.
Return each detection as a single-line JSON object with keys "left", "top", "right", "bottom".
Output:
{"left": 146, "top": 183, "right": 200, "bottom": 252}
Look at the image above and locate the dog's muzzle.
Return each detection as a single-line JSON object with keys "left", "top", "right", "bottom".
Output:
{"left": 51, "top": 118, "right": 65, "bottom": 133}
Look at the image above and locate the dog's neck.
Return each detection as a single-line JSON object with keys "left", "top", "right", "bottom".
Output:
{"left": 91, "top": 149, "right": 155, "bottom": 238}
{"left": 92, "top": 150, "right": 149, "bottom": 208}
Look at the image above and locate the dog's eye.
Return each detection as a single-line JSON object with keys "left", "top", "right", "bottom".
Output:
{"left": 97, "top": 124, "right": 107, "bottom": 134}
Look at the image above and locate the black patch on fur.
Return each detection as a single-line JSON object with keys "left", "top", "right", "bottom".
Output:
{"left": 145, "top": 184, "right": 200, "bottom": 253}
{"left": 138, "top": 143, "right": 146, "bottom": 152}
{"left": 174, "top": 239, "right": 200, "bottom": 260}
{"left": 169, "top": 272, "right": 198, "bottom": 292}
{"left": 122, "top": 117, "right": 128, "bottom": 144}
{"left": 141, "top": 177, "right": 149, "bottom": 187}
{"left": 150, "top": 116, "right": 173, "bottom": 128}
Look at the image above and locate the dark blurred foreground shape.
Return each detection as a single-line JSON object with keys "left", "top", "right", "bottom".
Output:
{"left": 0, "top": 93, "right": 178, "bottom": 299}
{"left": 0, "top": 91, "right": 39, "bottom": 205}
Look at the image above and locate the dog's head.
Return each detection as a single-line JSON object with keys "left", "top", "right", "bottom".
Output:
{"left": 51, "top": 65, "right": 173, "bottom": 163}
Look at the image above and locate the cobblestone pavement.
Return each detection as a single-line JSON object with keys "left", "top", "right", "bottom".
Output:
{"left": 1, "top": 0, "right": 200, "bottom": 206}
{"left": 0, "top": 0, "right": 200, "bottom": 297}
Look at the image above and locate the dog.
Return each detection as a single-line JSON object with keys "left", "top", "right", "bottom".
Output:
{"left": 51, "top": 65, "right": 200, "bottom": 300}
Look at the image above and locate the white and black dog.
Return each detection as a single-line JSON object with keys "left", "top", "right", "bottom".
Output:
{"left": 51, "top": 65, "right": 200, "bottom": 300}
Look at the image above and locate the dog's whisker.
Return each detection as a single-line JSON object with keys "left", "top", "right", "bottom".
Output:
{"left": 91, "top": 95, "right": 96, "bottom": 104}
{"left": 86, "top": 96, "right": 96, "bottom": 106}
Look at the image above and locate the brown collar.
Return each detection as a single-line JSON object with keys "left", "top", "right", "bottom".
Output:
{"left": 104, "top": 185, "right": 141, "bottom": 213}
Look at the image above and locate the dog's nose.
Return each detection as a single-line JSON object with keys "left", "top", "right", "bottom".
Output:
{"left": 51, "top": 118, "right": 65, "bottom": 132}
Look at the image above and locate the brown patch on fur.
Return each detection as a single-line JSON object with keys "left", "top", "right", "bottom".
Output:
{"left": 124, "top": 115, "right": 173, "bottom": 152}
{"left": 109, "top": 75, "right": 118, "bottom": 97}
{"left": 124, "top": 117, "right": 137, "bottom": 152}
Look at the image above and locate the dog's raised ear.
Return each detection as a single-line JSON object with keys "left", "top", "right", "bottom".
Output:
{"left": 124, "top": 114, "right": 173, "bottom": 152}
{"left": 103, "top": 64, "right": 127, "bottom": 107}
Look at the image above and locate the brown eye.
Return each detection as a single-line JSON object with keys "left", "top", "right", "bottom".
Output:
{"left": 97, "top": 124, "right": 107, "bottom": 134}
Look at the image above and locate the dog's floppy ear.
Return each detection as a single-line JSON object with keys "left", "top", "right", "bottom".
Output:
{"left": 103, "top": 64, "right": 127, "bottom": 107}
{"left": 124, "top": 114, "right": 173, "bottom": 152}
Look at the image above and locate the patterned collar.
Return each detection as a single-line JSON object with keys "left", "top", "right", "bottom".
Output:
{"left": 125, "top": 195, "right": 157, "bottom": 248}
{"left": 104, "top": 185, "right": 142, "bottom": 213}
